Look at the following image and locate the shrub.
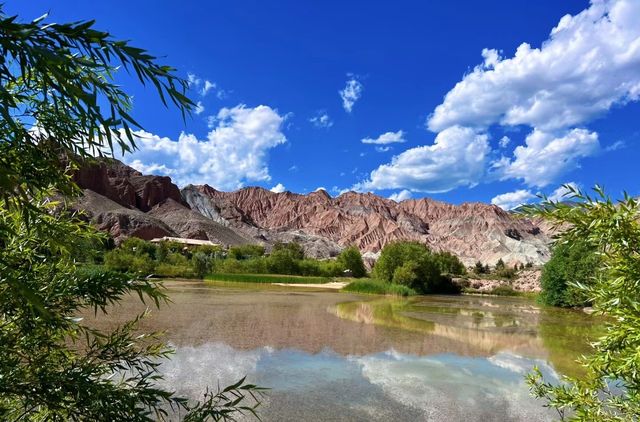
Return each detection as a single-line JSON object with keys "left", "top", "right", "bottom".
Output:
{"left": 318, "top": 260, "right": 345, "bottom": 277}
{"left": 228, "top": 244, "right": 265, "bottom": 260}
{"left": 337, "top": 246, "right": 367, "bottom": 278}
{"left": 433, "top": 251, "right": 466, "bottom": 275}
{"left": 192, "top": 251, "right": 213, "bottom": 278}
{"left": 155, "top": 263, "right": 194, "bottom": 278}
{"left": 271, "top": 242, "right": 305, "bottom": 260}
{"left": 392, "top": 261, "right": 420, "bottom": 286}
{"left": 538, "top": 240, "right": 599, "bottom": 307}
{"left": 214, "top": 258, "right": 245, "bottom": 274}
{"left": 342, "top": 279, "right": 416, "bottom": 296}
{"left": 373, "top": 241, "right": 460, "bottom": 294}
{"left": 266, "top": 249, "right": 300, "bottom": 274}
{"left": 297, "top": 259, "right": 322, "bottom": 276}
{"left": 489, "top": 285, "right": 520, "bottom": 296}
{"left": 496, "top": 266, "right": 517, "bottom": 279}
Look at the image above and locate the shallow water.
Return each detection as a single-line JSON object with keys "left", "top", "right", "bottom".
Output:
{"left": 88, "top": 280, "right": 601, "bottom": 421}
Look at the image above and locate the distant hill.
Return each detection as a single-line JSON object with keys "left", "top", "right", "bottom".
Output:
{"left": 71, "top": 158, "right": 551, "bottom": 265}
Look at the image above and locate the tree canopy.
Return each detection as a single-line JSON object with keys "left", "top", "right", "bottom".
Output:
{"left": 539, "top": 240, "right": 599, "bottom": 307}
{"left": 0, "top": 9, "right": 262, "bottom": 421}
{"left": 337, "top": 246, "right": 367, "bottom": 278}
{"left": 523, "top": 185, "right": 640, "bottom": 420}
{"left": 373, "top": 241, "right": 460, "bottom": 294}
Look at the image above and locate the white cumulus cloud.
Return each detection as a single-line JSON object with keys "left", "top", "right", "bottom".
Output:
{"left": 429, "top": 0, "right": 640, "bottom": 133}
{"left": 118, "top": 104, "right": 287, "bottom": 189}
{"left": 339, "top": 75, "right": 363, "bottom": 113}
{"left": 491, "top": 189, "right": 536, "bottom": 210}
{"left": 362, "top": 130, "right": 406, "bottom": 145}
{"left": 194, "top": 101, "right": 205, "bottom": 115}
{"left": 494, "top": 129, "right": 600, "bottom": 187}
{"left": 270, "top": 183, "right": 286, "bottom": 193}
{"left": 389, "top": 189, "right": 412, "bottom": 202}
{"left": 359, "top": 0, "right": 640, "bottom": 193}
{"left": 356, "top": 126, "right": 490, "bottom": 193}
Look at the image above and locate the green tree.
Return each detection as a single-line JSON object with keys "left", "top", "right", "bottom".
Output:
{"left": 392, "top": 261, "right": 420, "bottom": 286}
{"left": 228, "top": 244, "right": 265, "bottom": 260}
{"left": 0, "top": 10, "right": 262, "bottom": 421}
{"left": 433, "top": 251, "right": 466, "bottom": 276}
{"left": 272, "top": 242, "right": 305, "bottom": 260}
{"left": 495, "top": 258, "right": 505, "bottom": 271}
{"left": 474, "top": 261, "right": 485, "bottom": 274}
{"left": 539, "top": 240, "right": 599, "bottom": 307}
{"left": 192, "top": 251, "right": 213, "bottom": 279}
{"left": 267, "top": 248, "right": 300, "bottom": 274}
{"left": 337, "top": 246, "right": 367, "bottom": 278}
{"left": 523, "top": 185, "right": 640, "bottom": 419}
{"left": 373, "top": 241, "right": 459, "bottom": 294}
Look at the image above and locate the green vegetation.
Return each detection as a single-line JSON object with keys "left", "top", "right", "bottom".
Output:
{"left": 538, "top": 240, "right": 599, "bottom": 308}
{"left": 372, "top": 241, "right": 462, "bottom": 294}
{"left": 99, "top": 237, "right": 369, "bottom": 283}
{"left": 206, "top": 273, "right": 332, "bottom": 284}
{"left": 523, "top": 185, "right": 640, "bottom": 419}
{"left": 0, "top": 9, "right": 261, "bottom": 421}
{"left": 469, "top": 258, "right": 518, "bottom": 280}
{"left": 435, "top": 251, "right": 467, "bottom": 276}
{"left": 103, "top": 237, "right": 219, "bottom": 278}
{"left": 342, "top": 279, "right": 416, "bottom": 296}
{"left": 463, "top": 285, "right": 525, "bottom": 297}
{"left": 337, "top": 245, "right": 368, "bottom": 277}
{"left": 228, "top": 244, "right": 266, "bottom": 260}
{"left": 212, "top": 241, "right": 367, "bottom": 279}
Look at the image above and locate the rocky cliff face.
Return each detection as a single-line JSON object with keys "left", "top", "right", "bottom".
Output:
{"left": 72, "top": 159, "right": 550, "bottom": 264}
{"left": 73, "top": 159, "right": 185, "bottom": 212}
{"left": 181, "top": 185, "right": 550, "bottom": 265}
{"left": 72, "top": 159, "right": 252, "bottom": 246}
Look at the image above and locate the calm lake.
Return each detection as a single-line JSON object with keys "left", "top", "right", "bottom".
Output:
{"left": 89, "top": 280, "right": 601, "bottom": 421}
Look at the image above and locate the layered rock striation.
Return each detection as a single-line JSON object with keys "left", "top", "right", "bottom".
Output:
{"left": 70, "top": 159, "right": 550, "bottom": 264}
{"left": 181, "top": 185, "right": 550, "bottom": 265}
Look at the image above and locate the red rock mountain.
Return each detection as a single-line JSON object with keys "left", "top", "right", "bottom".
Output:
{"left": 72, "top": 159, "right": 550, "bottom": 264}
{"left": 73, "top": 159, "right": 184, "bottom": 211}
{"left": 182, "top": 184, "right": 550, "bottom": 265}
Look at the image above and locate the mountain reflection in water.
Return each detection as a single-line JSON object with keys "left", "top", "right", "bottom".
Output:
{"left": 86, "top": 280, "right": 601, "bottom": 422}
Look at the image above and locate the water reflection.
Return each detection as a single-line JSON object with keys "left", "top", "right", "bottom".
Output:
{"left": 331, "top": 295, "right": 600, "bottom": 377}
{"left": 86, "top": 281, "right": 602, "bottom": 421}
{"left": 156, "top": 342, "right": 557, "bottom": 421}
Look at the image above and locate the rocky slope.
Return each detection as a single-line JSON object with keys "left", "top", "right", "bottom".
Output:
{"left": 71, "top": 159, "right": 252, "bottom": 246}
{"left": 181, "top": 185, "right": 550, "bottom": 265}
{"left": 73, "top": 158, "right": 184, "bottom": 211}
{"left": 71, "top": 159, "right": 551, "bottom": 264}
{"left": 462, "top": 269, "right": 543, "bottom": 293}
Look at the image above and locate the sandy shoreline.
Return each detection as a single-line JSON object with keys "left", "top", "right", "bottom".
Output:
{"left": 272, "top": 281, "right": 348, "bottom": 290}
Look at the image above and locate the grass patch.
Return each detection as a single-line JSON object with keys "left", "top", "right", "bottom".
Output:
{"left": 205, "top": 273, "right": 333, "bottom": 284}
{"left": 463, "top": 285, "right": 538, "bottom": 299}
{"left": 342, "top": 279, "right": 416, "bottom": 296}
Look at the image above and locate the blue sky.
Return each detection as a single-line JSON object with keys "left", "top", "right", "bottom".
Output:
{"left": 9, "top": 0, "right": 640, "bottom": 207}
